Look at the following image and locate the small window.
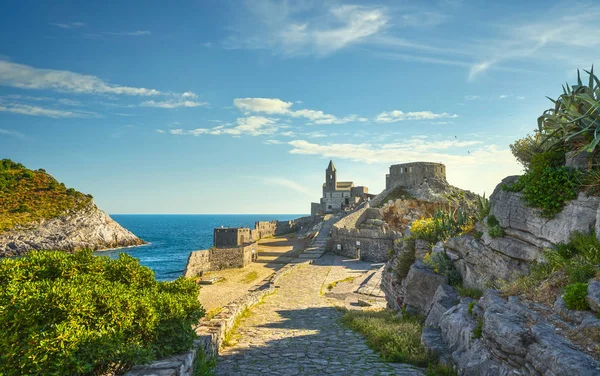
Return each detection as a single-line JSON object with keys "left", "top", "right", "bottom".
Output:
{"left": 409, "top": 167, "right": 413, "bottom": 173}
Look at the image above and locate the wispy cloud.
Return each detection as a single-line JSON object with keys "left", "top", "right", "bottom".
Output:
{"left": 263, "top": 177, "right": 313, "bottom": 196}
{"left": 224, "top": 3, "right": 388, "bottom": 56}
{"left": 141, "top": 92, "right": 208, "bottom": 108}
{"left": 0, "top": 60, "right": 162, "bottom": 96}
{"left": 464, "top": 95, "right": 480, "bottom": 100}
{"left": 233, "top": 97, "right": 366, "bottom": 124}
{"left": 0, "top": 128, "right": 26, "bottom": 139}
{"left": 169, "top": 116, "right": 281, "bottom": 137}
{"left": 0, "top": 103, "right": 93, "bottom": 118}
{"left": 84, "top": 31, "right": 152, "bottom": 39}
{"left": 50, "top": 22, "right": 85, "bottom": 29}
{"left": 375, "top": 110, "right": 458, "bottom": 123}
{"left": 468, "top": 3, "right": 600, "bottom": 80}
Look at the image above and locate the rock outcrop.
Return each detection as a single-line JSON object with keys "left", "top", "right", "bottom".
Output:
{"left": 0, "top": 202, "right": 144, "bottom": 256}
{"left": 422, "top": 290, "right": 600, "bottom": 376}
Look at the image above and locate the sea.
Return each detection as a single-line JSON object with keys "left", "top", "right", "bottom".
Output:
{"left": 98, "top": 214, "right": 304, "bottom": 281}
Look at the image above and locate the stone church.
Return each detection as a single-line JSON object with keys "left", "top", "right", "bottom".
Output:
{"left": 311, "top": 160, "right": 371, "bottom": 215}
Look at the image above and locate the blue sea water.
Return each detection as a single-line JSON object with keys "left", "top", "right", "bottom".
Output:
{"left": 98, "top": 214, "right": 304, "bottom": 281}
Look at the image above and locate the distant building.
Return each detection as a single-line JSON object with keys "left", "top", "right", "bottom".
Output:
{"left": 311, "top": 160, "right": 370, "bottom": 215}
{"left": 385, "top": 162, "right": 446, "bottom": 190}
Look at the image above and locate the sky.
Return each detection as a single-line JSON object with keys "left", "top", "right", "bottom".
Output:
{"left": 0, "top": 0, "right": 599, "bottom": 214}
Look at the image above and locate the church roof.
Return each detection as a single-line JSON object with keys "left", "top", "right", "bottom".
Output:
{"left": 327, "top": 160, "right": 335, "bottom": 171}
{"left": 322, "top": 181, "right": 354, "bottom": 190}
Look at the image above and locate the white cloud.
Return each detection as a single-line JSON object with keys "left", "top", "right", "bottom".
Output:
{"left": 517, "top": 96, "right": 525, "bottom": 100}
{"left": 84, "top": 31, "right": 152, "bottom": 39}
{"left": 264, "top": 139, "right": 283, "bottom": 145}
{"left": 263, "top": 177, "right": 313, "bottom": 196}
{"left": 233, "top": 97, "right": 366, "bottom": 125}
{"left": 141, "top": 98, "right": 207, "bottom": 109}
{"left": 375, "top": 110, "right": 458, "bottom": 123}
{"left": 156, "top": 129, "right": 165, "bottom": 133}
{"left": 225, "top": 3, "right": 388, "bottom": 56}
{"left": 464, "top": 95, "right": 480, "bottom": 100}
{"left": 0, "top": 128, "right": 26, "bottom": 139}
{"left": 0, "top": 60, "right": 162, "bottom": 96}
{"left": 286, "top": 138, "right": 521, "bottom": 195}
{"left": 499, "top": 94, "right": 509, "bottom": 99}
{"left": 0, "top": 103, "right": 90, "bottom": 118}
{"left": 169, "top": 116, "right": 281, "bottom": 137}
{"left": 50, "top": 22, "right": 85, "bottom": 29}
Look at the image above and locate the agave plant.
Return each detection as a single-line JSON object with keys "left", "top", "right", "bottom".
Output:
{"left": 538, "top": 66, "right": 600, "bottom": 154}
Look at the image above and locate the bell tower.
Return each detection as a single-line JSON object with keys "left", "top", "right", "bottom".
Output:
{"left": 325, "top": 160, "right": 337, "bottom": 192}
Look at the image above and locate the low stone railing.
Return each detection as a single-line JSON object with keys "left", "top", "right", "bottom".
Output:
{"left": 125, "top": 260, "right": 310, "bottom": 376}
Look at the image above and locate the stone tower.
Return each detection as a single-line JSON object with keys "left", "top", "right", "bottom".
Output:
{"left": 324, "top": 160, "right": 337, "bottom": 193}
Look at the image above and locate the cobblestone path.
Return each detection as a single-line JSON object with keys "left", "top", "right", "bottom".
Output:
{"left": 215, "top": 255, "right": 424, "bottom": 376}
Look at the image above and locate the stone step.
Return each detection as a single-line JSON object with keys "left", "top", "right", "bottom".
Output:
{"left": 299, "top": 251, "right": 325, "bottom": 259}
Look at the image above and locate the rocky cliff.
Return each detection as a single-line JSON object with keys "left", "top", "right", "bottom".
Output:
{"left": 0, "top": 202, "right": 145, "bottom": 256}
{"left": 380, "top": 176, "right": 600, "bottom": 375}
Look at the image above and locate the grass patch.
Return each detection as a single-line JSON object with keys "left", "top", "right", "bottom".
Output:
{"left": 192, "top": 347, "right": 216, "bottom": 376}
{"left": 204, "top": 308, "right": 222, "bottom": 321}
{"left": 340, "top": 309, "right": 430, "bottom": 367}
{"left": 240, "top": 271, "right": 260, "bottom": 284}
{"left": 327, "top": 276, "right": 357, "bottom": 290}
{"left": 222, "top": 307, "right": 251, "bottom": 347}
{"left": 472, "top": 319, "right": 483, "bottom": 339}
{"left": 467, "top": 301, "right": 476, "bottom": 315}
{"left": 457, "top": 286, "right": 484, "bottom": 300}
{"left": 426, "top": 363, "right": 459, "bottom": 376}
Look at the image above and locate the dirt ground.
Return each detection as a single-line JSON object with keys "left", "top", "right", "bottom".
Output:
{"left": 198, "top": 235, "right": 309, "bottom": 313}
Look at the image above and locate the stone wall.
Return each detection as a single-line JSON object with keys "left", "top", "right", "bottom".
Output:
{"left": 275, "top": 215, "right": 318, "bottom": 235}
{"left": 210, "top": 243, "right": 257, "bottom": 270}
{"left": 125, "top": 261, "right": 310, "bottom": 376}
{"left": 385, "top": 162, "right": 446, "bottom": 190}
{"left": 330, "top": 207, "right": 400, "bottom": 262}
{"left": 254, "top": 220, "right": 277, "bottom": 238}
{"left": 183, "top": 250, "right": 211, "bottom": 278}
{"left": 214, "top": 228, "right": 251, "bottom": 247}
{"left": 321, "top": 190, "right": 348, "bottom": 212}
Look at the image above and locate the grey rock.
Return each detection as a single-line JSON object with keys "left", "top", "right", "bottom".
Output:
{"left": 490, "top": 177, "right": 600, "bottom": 247}
{"left": 402, "top": 261, "right": 447, "bottom": 314}
{"left": 0, "top": 202, "right": 144, "bottom": 256}
{"left": 425, "top": 284, "right": 460, "bottom": 328}
{"left": 414, "top": 239, "right": 431, "bottom": 260}
{"left": 586, "top": 280, "right": 600, "bottom": 313}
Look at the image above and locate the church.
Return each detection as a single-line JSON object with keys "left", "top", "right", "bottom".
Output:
{"left": 311, "top": 160, "right": 371, "bottom": 216}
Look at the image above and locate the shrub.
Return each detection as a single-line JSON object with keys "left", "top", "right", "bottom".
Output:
{"left": 476, "top": 194, "right": 490, "bottom": 222}
{"left": 0, "top": 250, "right": 204, "bottom": 375}
{"left": 509, "top": 133, "right": 548, "bottom": 168}
{"left": 426, "top": 363, "right": 459, "bottom": 376}
{"left": 486, "top": 215, "right": 499, "bottom": 227}
{"left": 411, "top": 207, "right": 472, "bottom": 244}
{"left": 563, "top": 283, "right": 590, "bottom": 311}
{"left": 467, "top": 301, "right": 476, "bottom": 315}
{"left": 423, "top": 252, "right": 462, "bottom": 286}
{"left": 488, "top": 225, "right": 505, "bottom": 238}
{"left": 503, "top": 152, "right": 581, "bottom": 218}
{"left": 340, "top": 309, "right": 430, "bottom": 367}
{"left": 472, "top": 319, "right": 483, "bottom": 339}
{"left": 394, "top": 240, "right": 416, "bottom": 281}
{"left": 457, "top": 286, "right": 484, "bottom": 300}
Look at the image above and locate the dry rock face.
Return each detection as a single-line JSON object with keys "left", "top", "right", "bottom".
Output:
{"left": 0, "top": 202, "right": 144, "bottom": 256}
{"left": 422, "top": 290, "right": 600, "bottom": 376}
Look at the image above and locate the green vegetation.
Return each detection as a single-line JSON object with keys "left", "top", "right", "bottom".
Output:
{"left": 506, "top": 67, "right": 600, "bottom": 217}
{"left": 410, "top": 207, "right": 473, "bottom": 245}
{"left": 472, "top": 319, "right": 483, "bottom": 339}
{"left": 327, "top": 276, "right": 356, "bottom": 290}
{"left": 563, "top": 283, "right": 590, "bottom": 310}
{"left": 423, "top": 251, "right": 462, "bottom": 287}
{"left": 476, "top": 193, "right": 490, "bottom": 222}
{"left": 501, "top": 230, "right": 599, "bottom": 307}
{"left": 394, "top": 239, "right": 416, "bottom": 281}
{"left": 457, "top": 286, "right": 484, "bottom": 300}
{"left": 467, "top": 301, "right": 476, "bottom": 315}
{"left": 340, "top": 309, "right": 430, "bottom": 367}
{"left": 240, "top": 271, "right": 260, "bottom": 284}
{"left": 0, "top": 250, "right": 204, "bottom": 376}
{"left": 192, "top": 348, "right": 216, "bottom": 376}
{"left": 341, "top": 309, "right": 459, "bottom": 375}
{"left": 488, "top": 225, "right": 505, "bottom": 238}
{"left": 0, "top": 159, "right": 92, "bottom": 232}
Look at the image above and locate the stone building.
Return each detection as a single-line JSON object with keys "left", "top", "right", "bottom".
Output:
{"left": 385, "top": 162, "right": 446, "bottom": 190}
{"left": 312, "top": 160, "right": 370, "bottom": 215}
{"left": 214, "top": 227, "right": 251, "bottom": 248}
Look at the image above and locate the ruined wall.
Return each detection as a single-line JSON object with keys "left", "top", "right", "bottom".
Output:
{"left": 183, "top": 250, "right": 211, "bottom": 278}
{"left": 254, "top": 221, "right": 277, "bottom": 238}
{"left": 330, "top": 207, "right": 400, "bottom": 262}
{"left": 275, "top": 215, "right": 318, "bottom": 235}
{"left": 210, "top": 243, "right": 257, "bottom": 270}
{"left": 311, "top": 202, "right": 321, "bottom": 217}
{"left": 386, "top": 162, "right": 446, "bottom": 190}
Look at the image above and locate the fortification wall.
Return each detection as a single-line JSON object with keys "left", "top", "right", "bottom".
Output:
{"left": 386, "top": 162, "right": 446, "bottom": 190}
{"left": 275, "top": 215, "right": 317, "bottom": 235}
{"left": 183, "top": 250, "right": 211, "bottom": 278}
{"left": 254, "top": 221, "right": 277, "bottom": 238}
{"left": 210, "top": 243, "right": 257, "bottom": 270}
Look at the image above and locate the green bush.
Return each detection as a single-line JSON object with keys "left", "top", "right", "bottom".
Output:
{"left": 457, "top": 286, "right": 484, "bottom": 300}
{"left": 423, "top": 252, "right": 462, "bottom": 287}
{"left": 486, "top": 215, "right": 499, "bottom": 227}
{"left": 467, "top": 301, "right": 476, "bottom": 315}
{"left": 476, "top": 194, "right": 490, "bottom": 222}
{"left": 411, "top": 207, "right": 473, "bottom": 244}
{"left": 545, "top": 231, "right": 600, "bottom": 283}
{"left": 473, "top": 319, "right": 483, "bottom": 339}
{"left": 426, "top": 363, "right": 459, "bottom": 376}
{"left": 488, "top": 225, "right": 505, "bottom": 238}
{"left": 503, "top": 152, "right": 581, "bottom": 218}
{"left": 0, "top": 250, "right": 204, "bottom": 376}
{"left": 563, "top": 283, "right": 590, "bottom": 310}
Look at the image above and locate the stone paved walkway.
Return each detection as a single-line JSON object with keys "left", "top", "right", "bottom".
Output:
{"left": 215, "top": 254, "right": 424, "bottom": 376}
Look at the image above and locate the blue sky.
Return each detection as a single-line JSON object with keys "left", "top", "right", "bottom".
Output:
{"left": 0, "top": 0, "right": 598, "bottom": 214}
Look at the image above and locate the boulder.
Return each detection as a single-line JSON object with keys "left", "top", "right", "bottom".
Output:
{"left": 402, "top": 261, "right": 447, "bottom": 314}
{"left": 425, "top": 284, "right": 460, "bottom": 328}
{"left": 587, "top": 280, "right": 600, "bottom": 313}
{"left": 490, "top": 177, "right": 600, "bottom": 247}
{"left": 445, "top": 235, "right": 529, "bottom": 290}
